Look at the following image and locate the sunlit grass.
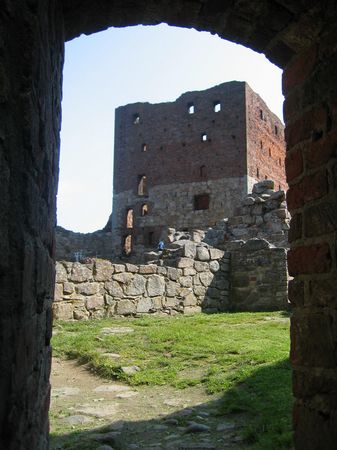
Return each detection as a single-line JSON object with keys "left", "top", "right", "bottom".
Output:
{"left": 52, "top": 311, "right": 292, "bottom": 449}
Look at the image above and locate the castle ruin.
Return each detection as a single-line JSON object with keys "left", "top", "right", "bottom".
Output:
{"left": 112, "top": 81, "right": 286, "bottom": 256}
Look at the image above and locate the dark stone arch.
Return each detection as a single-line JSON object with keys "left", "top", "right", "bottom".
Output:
{"left": 1, "top": 1, "right": 337, "bottom": 448}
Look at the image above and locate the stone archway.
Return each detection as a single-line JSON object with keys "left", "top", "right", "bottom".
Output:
{"left": 1, "top": 2, "right": 337, "bottom": 448}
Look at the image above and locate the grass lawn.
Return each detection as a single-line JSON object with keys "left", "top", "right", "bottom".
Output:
{"left": 52, "top": 311, "right": 292, "bottom": 449}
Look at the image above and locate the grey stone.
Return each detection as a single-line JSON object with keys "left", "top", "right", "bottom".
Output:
{"left": 86, "top": 295, "right": 104, "bottom": 310}
{"left": 76, "top": 282, "right": 99, "bottom": 296}
{"left": 194, "top": 261, "right": 209, "bottom": 272}
{"left": 184, "top": 422, "right": 210, "bottom": 433}
{"left": 54, "top": 283, "right": 63, "bottom": 302}
{"left": 199, "top": 271, "right": 214, "bottom": 287}
{"left": 147, "top": 275, "right": 165, "bottom": 296}
{"left": 167, "top": 267, "right": 182, "bottom": 281}
{"left": 69, "top": 263, "right": 92, "bottom": 282}
{"left": 125, "top": 274, "right": 146, "bottom": 296}
{"left": 209, "top": 260, "right": 220, "bottom": 273}
{"left": 94, "top": 260, "right": 114, "bottom": 281}
{"left": 179, "top": 276, "right": 193, "bottom": 288}
{"left": 100, "top": 326, "right": 134, "bottom": 334}
{"left": 121, "top": 365, "right": 140, "bottom": 375}
{"left": 53, "top": 302, "right": 73, "bottom": 320}
{"left": 63, "top": 282, "right": 74, "bottom": 295}
{"left": 105, "top": 280, "right": 124, "bottom": 297}
{"left": 136, "top": 297, "right": 153, "bottom": 313}
{"left": 138, "top": 264, "right": 157, "bottom": 274}
{"left": 183, "top": 242, "right": 197, "bottom": 258}
{"left": 55, "top": 262, "right": 68, "bottom": 283}
{"left": 243, "top": 238, "right": 270, "bottom": 251}
{"left": 116, "top": 300, "right": 136, "bottom": 315}
{"left": 177, "top": 257, "right": 194, "bottom": 268}
{"left": 196, "top": 246, "right": 210, "bottom": 261}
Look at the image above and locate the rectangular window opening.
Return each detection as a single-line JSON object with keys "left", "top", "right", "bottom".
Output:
{"left": 214, "top": 102, "right": 221, "bottom": 112}
{"left": 194, "top": 194, "right": 210, "bottom": 210}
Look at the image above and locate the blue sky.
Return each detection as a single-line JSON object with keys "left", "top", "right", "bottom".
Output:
{"left": 58, "top": 24, "right": 283, "bottom": 233}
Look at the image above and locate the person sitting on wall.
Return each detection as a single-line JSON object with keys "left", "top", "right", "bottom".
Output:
{"left": 157, "top": 240, "right": 165, "bottom": 251}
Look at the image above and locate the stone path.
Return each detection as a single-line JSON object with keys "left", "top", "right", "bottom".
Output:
{"left": 50, "top": 358, "right": 246, "bottom": 450}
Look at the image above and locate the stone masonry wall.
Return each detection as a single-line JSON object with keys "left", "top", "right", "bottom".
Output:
{"left": 54, "top": 238, "right": 288, "bottom": 320}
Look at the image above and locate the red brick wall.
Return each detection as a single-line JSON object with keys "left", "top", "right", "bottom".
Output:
{"left": 246, "top": 84, "right": 287, "bottom": 190}
{"left": 113, "top": 81, "right": 247, "bottom": 195}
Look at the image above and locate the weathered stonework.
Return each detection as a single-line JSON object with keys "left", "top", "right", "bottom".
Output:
{"left": 54, "top": 238, "right": 287, "bottom": 319}
{"left": 2, "top": 1, "right": 337, "bottom": 448}
{"left": 112, "top": 81, "right": 286, "bottom": 255}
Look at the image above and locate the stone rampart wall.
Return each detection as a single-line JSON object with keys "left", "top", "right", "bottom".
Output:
{"left": 54, "top": 239, "right": 288, "bottom": 320}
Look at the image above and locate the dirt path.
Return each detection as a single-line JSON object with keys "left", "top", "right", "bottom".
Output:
{"left": 50, "top": 358, "right": 245, "bottom": 450}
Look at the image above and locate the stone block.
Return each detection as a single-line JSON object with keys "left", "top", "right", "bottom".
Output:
{"left": 69, "top": 263, "right": 92, "bottom": 282}
{"left": 183, "top": 292, "right": 197, "bottom": 306}
{"left": 167, "top": 267, "right": 182, "bottom": 281}
{"left": 209, "top": 260, "right": 220, "bottom": 273}
{"left": 199, "top": 271, "right": 214, "bottom": 287}
{"left": 94, "top": 260, "right": 114, "bottom": 281}
{"left": 114, "top": 264, "right": 126, "bottom": 273}
{"left": 209, "top": 248, "right": 224, "bottom": 260}
{"left": 177, "top": 257, "right": 194, "bottom": 268}
{"left": 193, "top": 285, "right": 206, "bottom": 297}
{"left": 184, "top": 306, "right": 202, "bottom": 315}
{"left": 207, "top": 288, "right": 221, "bottom": 299}
{"left": 183, "top": 267, "right": 196, "bottom": 276}
{"left": 86, "top": 295, "right": 104, "bottom": 310}
{"left": 125, "top": 274, "right": 146, "bottom": 296}
{"left": 53, "top": 302, "right": 73, "bottom": 320}
{"left": 152, "top": 296, "right": 163, "bottom": 309}
{"left": 136, "top": 297, "right": 153, "bottom": 313}
{"left": 76, "top": 282, "right": 100, "bottom": 296}
{"left": 194, "top": 261, "right": 209, "bottom": 272}
{"left": 63, "top": 282, "right": 74, "bottom": 295}
{"left": 139, "top": 264, "right": 157, "bottom": 274}
{"left": 183, "top": 242, "right": 197, "bottom": 259}
{"left": 73, "top": 309, "right": 89, "bottom": 320}
{"left": 243, "top": 196, "right": 255, "bottom": 206}
{"left": 105, "top": 281, "right": 124, "bottom": 298}
{"left": 146, "top": 275, "right": 165, "bottom": 297}
{"left": 157, "top": 266, "right": 167, "bottom": 276}
{"left": 116, "top": 299, "right": 136, "bottom": 315}
{"left": 54, "top": 283, "right": 63, "bottom": 302}
{"left": 55, "top": 262, "right": 68, "bottom": 283}
{"left": 113, "top": 272, "right": 133, "bottom": 284}
{"left": 179, "top": 276, "right": 192, "bottom": 288}
{"left": 251, "top": 204, "right": 263, "bottom": 215}
{"left": 165, "top": 281, "right": 178, "bottom": 297}
{"left": 252, "top": 180, "right": 274, "bottom": 193}
{"left": 125, "top": 263, "right": 139, "bottom": 273}
{"left": 105, "top": 295, "right": 117, "bottom": 308}
{"left": 196, "top": 246, "right": 210, "bottom": 261}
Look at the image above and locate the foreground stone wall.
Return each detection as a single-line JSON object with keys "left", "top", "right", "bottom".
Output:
{"left": 54, "top": 238, "right": 288, "bottom": 319}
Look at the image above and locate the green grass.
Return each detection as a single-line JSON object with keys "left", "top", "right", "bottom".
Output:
{"left": 52, "top": 311, "right": 292, "bottom": 449}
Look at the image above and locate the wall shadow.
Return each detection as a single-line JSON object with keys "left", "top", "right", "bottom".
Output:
{"left": 50, "top": 359, "right": 292, "bottom": 450}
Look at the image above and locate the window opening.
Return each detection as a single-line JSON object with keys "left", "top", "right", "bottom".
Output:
{"left": 138, "top": 175, "right": 147, "bottom": 196}
{"left": 188, "top": 103, "right": 195, "bottom": 114}
{"left": 141, "top": 203, "right": 148, "bottom": 216}
{"left": 201, "top": 133, "right": 208, "bottom": 142}
{"left": 194, "top": 194, "right": 210, "bottom": 210}
{"left": 260, "top": 140, "right": 263, "bottom": 149}
{"left": 133, "top": 113, "right": 140, "bottom": 124}
{"left": 269, "top": 148, "right": 272, "bottom": 157}
{"left": 256, "top": 167, "right": 260, "bottom": 178}
{"left": 200, "top": 165, "right": 206, "bottom": 178}
{"left": 148, "top": 231, "right": 154, "bottom": 246}
{"left": 126, "top": 209, "right": 133, "bottom": 228}
{"left": 259, "top": 109, "right": 264, "bottom": 120}
{"left": 275, "top": 125, "right": 278, "bottom": 135}
{"left": 123, "top": 235, "right": 132, "bottom": 256}
{"left": 214, "top": 102, "right": 221, "bottom": 112}
{"left": 142, "top": 143, "right": 147, "bottom": 152}
{"left": 279, "top": 158, "right": 282, "bottom": 166}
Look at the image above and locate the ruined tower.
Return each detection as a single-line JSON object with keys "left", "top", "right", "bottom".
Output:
{"left": 112, "top": 81, "right": 286, "bottom": 255}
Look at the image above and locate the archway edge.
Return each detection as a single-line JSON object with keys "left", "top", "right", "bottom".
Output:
{"left": 61, "top": 0, "right": 322, "bottom": 68}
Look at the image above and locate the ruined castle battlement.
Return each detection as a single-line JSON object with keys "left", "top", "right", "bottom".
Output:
{"left": 112, "top": 81, "right": 286, "bottom": 256}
